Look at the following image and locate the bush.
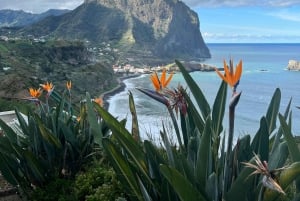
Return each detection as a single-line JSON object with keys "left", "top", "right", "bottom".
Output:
{"left": 28, "top": 160, "right": 126, "bottom": 201}
{"left": 29, "top": 178, "right": 76, "bottom": 201}
{"left": 74, "top": 160, "right": 126, "bottom": 201}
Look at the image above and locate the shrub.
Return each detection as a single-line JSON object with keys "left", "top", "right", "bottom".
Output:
{"left": 74, "top": 160, "right": 126, "bottom": 201}
{"left": 28, "top": 178, "right": 76, "bottom": 201}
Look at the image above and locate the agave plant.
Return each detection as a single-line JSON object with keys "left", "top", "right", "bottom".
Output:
{"left": 96, "top": 60, "right": 300, "bottom": 201}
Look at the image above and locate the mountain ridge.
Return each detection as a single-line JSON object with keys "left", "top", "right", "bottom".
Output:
{"left": 0, "top": 9, "right": 70, "bottom": 27}
{"left": 1, "top": 0, "right": 210, "bottom": 65}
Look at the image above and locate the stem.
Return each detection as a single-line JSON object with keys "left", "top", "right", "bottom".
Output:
{"left": 45, "top": 97, "right": 49, "bottom": 114}
{"left": 223, "top": 92, "right": 241, "bottom": 192}
{"left": 68, "top": 91, "right": 72, "bottom": 114}
{"left": 227, "top": 102, "right": 235, "bottom": 158}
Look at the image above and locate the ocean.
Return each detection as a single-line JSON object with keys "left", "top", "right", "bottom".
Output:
{"left": 108, "top": 43, "right": 300, "bottom": 140}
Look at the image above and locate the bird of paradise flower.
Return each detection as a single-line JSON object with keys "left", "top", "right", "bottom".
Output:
{"left": 215, "top": 59, "right": 242, "bottom": 94}
{"left": 150, "top": 69, "right": 174, "bottom": 92}
{"left": 242, "top": 153, "right": 286, "bottom": 195}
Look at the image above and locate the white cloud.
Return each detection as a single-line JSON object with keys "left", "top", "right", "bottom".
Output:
{"left": 1, "top": 0, "right": 300, "bottom": 13}
{"left": 202, "top": 31, "right": 300, "bottom": 43}
{"left": 267, "top": 10, "right": 300, "bottom": 22}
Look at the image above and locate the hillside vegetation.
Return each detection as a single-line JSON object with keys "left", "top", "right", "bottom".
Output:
{"left": 0, "top": 39, "right": 118, "bottom": 108}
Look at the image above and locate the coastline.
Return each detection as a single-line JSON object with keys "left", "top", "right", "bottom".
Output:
{"left": 101, "top": 64, "right": 219, "bottom": 109}
{"left": 101, "top": 74, "right": 143, "bottom": 109}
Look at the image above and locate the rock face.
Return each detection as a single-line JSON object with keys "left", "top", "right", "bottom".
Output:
{"left": 18, "top": 0, "right": 210, "bottom": 64}
{"left": 86, "top": 0, "right": 210, "bottom": 59}
{"left": 287, "top": 60, "right": 300, "bottom": 71}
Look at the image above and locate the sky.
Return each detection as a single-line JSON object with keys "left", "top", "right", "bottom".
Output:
{"left": 0, "top": 0, "right": 300, "bottom": 43}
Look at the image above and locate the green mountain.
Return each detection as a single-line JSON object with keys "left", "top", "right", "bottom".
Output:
{"left": 17, "top": 0, "right": 210, "bottom": 65}
{"left": 0, "top": 9, "right": 70, "bottom": 27}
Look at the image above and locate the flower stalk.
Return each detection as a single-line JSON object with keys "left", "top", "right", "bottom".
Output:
{"left": 215, "top": 59, "right": 243, "bottom": 192}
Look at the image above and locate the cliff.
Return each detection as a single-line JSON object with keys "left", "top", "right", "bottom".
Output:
{"left": 17, "top": 0, "right": 210, "bottom": 65}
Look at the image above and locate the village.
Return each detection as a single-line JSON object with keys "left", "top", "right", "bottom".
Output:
{"left": 112, "top": 63, "right": 180, "bottom": 75}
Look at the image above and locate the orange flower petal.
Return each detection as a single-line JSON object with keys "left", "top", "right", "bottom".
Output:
{"left": 40, "top": 82, "right": 53, "bottom": 92}
{"left": 150, "top": 73, "right": 160, "bottom": 91}
{"left": 164, "top": 72, "right": 174, "bottom": 88}
{"left": 224, "top": 62, "right": 234, "bottom": 87}
{"left": 160, "top": 69, "right": 166, "bottom": 86}
{"left": 66, "top": 80, "right": 72, "bottom": 90}
{"left": 233, "top": 60, "right": 243, "bottom": 85}
{"left": 215, "top": 68, "right": 227, "bottom": 83}
{"left": 29, "top": 88, "right": 42, "bottom": 98}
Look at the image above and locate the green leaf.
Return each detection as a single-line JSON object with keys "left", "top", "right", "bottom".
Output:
{"left": 0, "top": 118, "right": 18, "bottom": 143}
{"left": 161, "top": 178, "right": 178, "bottom": 201}
{"left": 160, "top": 164, "right": 208, "bottom": 201}
{"left": 180, "top": 112, "right": 188, "bottom": 149}
{"left": 183, "top": 91, "right": 205, "bottom": 133}
{"left": 95, "top": 105, "right": 152, "bottom": 184}
{"left": 271, "top": 97, "right": 291, "bottom": 154}
{"left": 0, "top": 153, "right": 19, "bottom": 185}
{"left": 59, "top": 122, "right": 79, "bottom": 148}
{"left": 268, "top": 141, "right": 288, "bottom": 171}
{"left": 160, "top": 126, "right": 175, "bottom": 167}
{"left": 137, "top": 176, "right": 152, "bottom": 201}
{"left": 225, "top": 157, "right": 256, "bottom": 201}
{"left": 54, "top": 95, "right": 69, "bottom": 137}
{"left": 278, "top": 113, "right": 300, "bottom": 162}
{"left": 251, "top": 117, "right": 269, "bottom": 162}
{"left": 144, "top": 141, "right": 166, "bottom": 182}
{"left": 22, "top": 150, "right": 46, "bottom": 183}
{"left": 235, "top": 135, "right": 252, "bottom": 166}
{"left": 103, "top": 139, "right": 143, "bottom": 201}
{"left": 196, "top": 117, "right": 212, "bottom": 190}
{"left": 212, "top": 80, "right": 227, "bottom": 137}
{"left": 175, "top": 60, "right": 211, "bottom": 118}
{"left": 174, "top": 152, "right": 197, "bottom": 187}
{"left": 0, "top": 137, "right": 17, "bottom": 156}
{"left": 35, "top": 114, "right": 62, "bottom": 148}
{"left": 15, "top": 110, "right": 30, "bottom": 137}
{"left": 86, "top": 93, "right": 103, "bottom": 147}
{"left": 129, "top": 91, "right": 140, "bottom": 142}
{"left": 266, "top": 88, "right": 281, "bottom": 134}
{"left": 206, "top": 173, "right": 218, "bottom": 201}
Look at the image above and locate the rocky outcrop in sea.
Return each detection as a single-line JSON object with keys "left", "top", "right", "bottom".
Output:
{"left": 287, "top": 60, "right": 300, "bottom": 71}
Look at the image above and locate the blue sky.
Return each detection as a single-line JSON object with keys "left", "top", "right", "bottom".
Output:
{"left": 1, "top": 0, "right": 300, "bottom": 43}
{"left": 195, "top": 5, "right": 300, "bottom": 43}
